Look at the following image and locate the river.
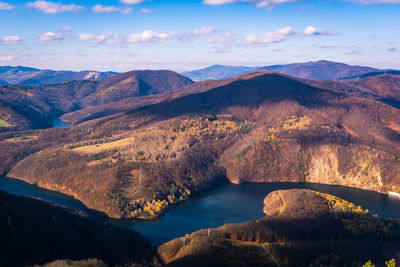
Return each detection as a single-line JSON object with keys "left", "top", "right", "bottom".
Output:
{"left": 1, "top": 176, "right": 400, "bottom": 245}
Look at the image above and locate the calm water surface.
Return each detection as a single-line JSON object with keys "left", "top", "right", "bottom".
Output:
{"left": 1, "top": 176, "right": 400, "bottom": 245}
{"left": 52, "top": 118, "right": 71, "bottom": 128}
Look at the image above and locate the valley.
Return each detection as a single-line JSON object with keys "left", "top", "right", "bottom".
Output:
{"left": 3, "top": 0, "right": 400, "bottom": 264}
{"left": 1, "top": 60, "right": 400, "bottom": 266}
{"left": 2, "top": 65, "right": 400, "bottom": 220}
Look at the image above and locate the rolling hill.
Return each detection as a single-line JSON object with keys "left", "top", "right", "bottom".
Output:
{"left": 339, "top": 70, "right": 400, "bottom": 81}
{"left": 347, "top": 74, "right": 400, "bottom": 105}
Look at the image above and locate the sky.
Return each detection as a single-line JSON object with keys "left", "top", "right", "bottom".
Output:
{"left": 0, "top": 0, "right": 400, "bottom": 72}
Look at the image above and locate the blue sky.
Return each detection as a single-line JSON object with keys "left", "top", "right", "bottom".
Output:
{"left": 0, "top": 0, "right": 400, "bottom": 72}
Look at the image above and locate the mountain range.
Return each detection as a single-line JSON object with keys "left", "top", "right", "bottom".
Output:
{"left": 1, "top": 60, "right": 395, "bottom": 87}
{"left": 2, "top": 69, "right": 400, "bottom": 220}
{"left": 182, "top": 60, "right": 383, "bottom": 81}
{"left": 0, "top": 66, "right": 117, "bottom": 85}
{"left": 1, "top": 61, "right": 400, "bottom": 265}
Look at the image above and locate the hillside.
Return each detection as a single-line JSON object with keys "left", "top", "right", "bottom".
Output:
{"left": 60, "top": 78, "right": 232, "bottom": 125}
{"left": 158, "top": 189, "right": 400, "bottom": 266}
{"left": 0, "top": 91, "right": 54, "bottom": 131}
{"left": 183, "top": 60, "right": 381, "bottom": 81}
{"left": 0, "top": 66, "right": 116, "bottom": 85}
{"left": 339, "top": 70, "right": 400, "bottom": 81}
{"left": 347, "top": 75, "right": 400, "bottom": 107}
{"left": 0, "top": 70, "right": 193, "bottom": 131}
{"left": 4, "top": 71, "right": 400, "bottom": 220}
{"left": 79, "top": 70, "right": 194, "bottom": 107}
{"left": 0, "top": 190, "right": 151, "bottom": 267}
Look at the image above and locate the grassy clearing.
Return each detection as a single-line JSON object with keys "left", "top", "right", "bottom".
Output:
{"left": 282, "top": 115, "right": 311, "bottom": 130}
{"left": 4, "top": 135, "right": 38, "bottom": 142}
{"left": 0, "top": 119, "right": 11, "bottom": 127}
{"left": 73, "top": 137, "right": 136, "bottom": 154}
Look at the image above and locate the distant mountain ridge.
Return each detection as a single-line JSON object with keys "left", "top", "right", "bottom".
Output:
{"left": 182, "top": 60, "right": 383, "bottom": 81}
{"left": 339, "top": 70, "right": 400, "bottom": 81}
{"left": 182, "top": 65, "right": 259, "bottom": 81}
{"left": 0, "top": 66, "right": 117, "bottom": 85}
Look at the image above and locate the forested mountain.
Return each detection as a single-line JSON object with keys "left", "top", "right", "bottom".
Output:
{"left": 0, "top": 66, "right": 116, "bottom": 85}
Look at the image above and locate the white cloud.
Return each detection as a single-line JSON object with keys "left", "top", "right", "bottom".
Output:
{"left": 193, "top": 26, "right": 214, "bottom": 35}
{"left": 245, "top": 0, "right": 301, "bottom": 10}
{"left": 180, "top": 26, "right": 214, "bottom": 41}
{"left": 0, "top": 2, "right": 14, "bottom": 10}
{"left": 92, "top": 4, "right": 132, "bottom": 14}
{"left": 39, "top": 32, "right": 64, "bottom": 43}
{"left": 208, "top": 46, "right": 230, "bottom": 54}
{"left": 243, "top": 26, "right": 294, "bottom": 47}
{"left": 104, "top": 35, "right": 124, "bottom": 45}
{"left": 202, "top": 0, "right": 237, "bottom": 5}
{"left": 303, "top": 26, "right": 338, "bottom": 36}
{"left": 208, "top": 32, "right": 238, "bottom": 44}
{"left": 347, "top": 0, "right": 400, "bottom": 4}
{"left": 208, "top": 33, "right": 238, "bottom": 53}
{"left": 205, "top": 0, "right": 400, "bottom": 6}
{"left": 314, "top": 44, "right": 335, "bottom": 49}
{"left": 27, "top": 1, "right": 85, "bottom": 14}
{"left": 60, "top": 25, "right": 75, "bottom": 32}
{"left": 1, "top": 36, "right": 22, "bottom": 44}
{"left": 303, "top": 26, "right": 317, "bottom": 35}
{"left": 140, "top": 8, "right": 153, "bottom": 14}
{"left": 387, "top": 46, "right": 400, "bottom": 52}
{"left": 119, "top": 0, "right": 147, "bottom": 4}
{"left": 345, "top": 49, "right": 361, "bottom": 55}
{"left": 0, "top": 55, "right": 17, "bottom": 61}
{"left": 75, "top": 33, "right": 123, "bottom": 45}
{"left": 128, "top": 30, "right": 178, "bottom": 43}
{"left": 77, "top": 33, "right": 107, "bottom": 43}
{"left": 203, "top": 0, "right": 302, "bottom": 10}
